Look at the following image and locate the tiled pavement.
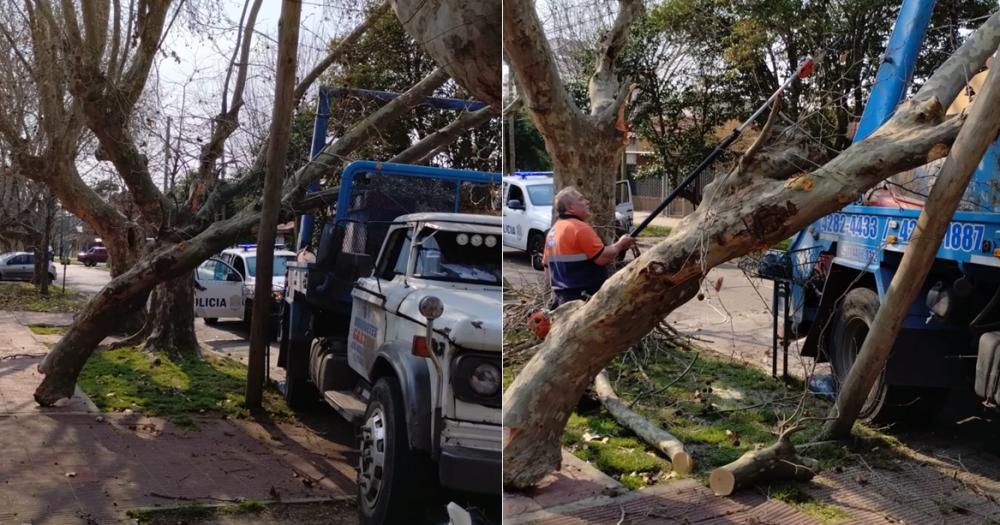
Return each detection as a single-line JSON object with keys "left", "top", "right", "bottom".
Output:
{"left": 0, "top": 312, "right": 356, "bottom": 524}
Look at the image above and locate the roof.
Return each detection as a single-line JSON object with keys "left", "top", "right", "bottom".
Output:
{"left": 221, "top": 246, "right": 297, "bottom": 257}
{"left": 503, "top": 173, "right": 553, "bottom": 186}
{"left": 395, "top": 212, "right": 501, "bottom": 227}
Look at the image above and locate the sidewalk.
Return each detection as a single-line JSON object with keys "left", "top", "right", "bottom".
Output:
{"left": 0, "top": 312, "right": 355, "bottom": 524}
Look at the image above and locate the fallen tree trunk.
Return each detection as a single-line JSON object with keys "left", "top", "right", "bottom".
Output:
{"left": 593, "top": 369, "right": 692, "bottom": 474}
{"left": 708, "top": 429, "right": 818, "bottom": 496}
{"left": 502, "top": 11, "right": 1000, "bottom": 488}
{"left": 821, "top": 44, "right": 1000, "bottom": 440}
{"left": 34, "top": 68, "right": 451, "bottom": 405}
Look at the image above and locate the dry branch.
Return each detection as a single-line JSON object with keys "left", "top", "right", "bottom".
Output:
{"left": 593, "top": 370, "right": 693, "bottom": 474}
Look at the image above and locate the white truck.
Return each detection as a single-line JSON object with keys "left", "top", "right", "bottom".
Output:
{"left": 192, "top": 244, "right": 296, "bottom": 334}
{"left": 280, "top": 161, "right": 501, "bottom": 524}
{"left": 501, "top": 172, "right": 634, "bottom": 257}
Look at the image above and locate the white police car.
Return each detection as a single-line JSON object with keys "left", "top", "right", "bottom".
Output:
{"left": 194, "top": 244, "right": 296, "bottom": 327}
{"left": 501, "top": 172, "right": 634, "bottom": 256}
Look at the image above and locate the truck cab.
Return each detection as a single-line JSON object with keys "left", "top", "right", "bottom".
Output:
{"left": 280, "top": 161, "right": 501, "bottom": 524}
{"left": 502, "top": 172, "right": 633, "bottom": 256}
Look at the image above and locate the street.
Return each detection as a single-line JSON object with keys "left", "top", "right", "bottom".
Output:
{"left": 55, "top": 261, "right": 113, "bottom": 295}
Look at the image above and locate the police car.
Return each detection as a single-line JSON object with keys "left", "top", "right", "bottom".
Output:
{"left": 501, "top": 172, "right": 634, "bottom": 257}
{"left": 194, "top": 244, "right": 296, "bottom": 329}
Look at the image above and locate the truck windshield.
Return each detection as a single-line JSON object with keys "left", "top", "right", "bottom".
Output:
{"left": 404, "top": 227, "right": 501, "bottom": 286}
{"left": 246, "top": 255, "right": 293, "bottom": 278}
{"left": 526, "top": 184, "right": 553, "bottom": 206}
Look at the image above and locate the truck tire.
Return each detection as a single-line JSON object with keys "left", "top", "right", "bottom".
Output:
{"left": 528, "top": 231, "right": 545, "bottom": 258}
{"left": 358, "top": 376, "right": 431, "bottom": 525}
{"left": 284, "top": 364, "right": 317, "bottom": 409}
{"left": 830, "top": 287, "right": 943, "bottom": 422}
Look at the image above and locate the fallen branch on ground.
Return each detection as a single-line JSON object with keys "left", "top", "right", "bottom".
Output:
{"left": 708, "top": 425, "right": 819, "bottom": 496}
{"left": 593, "top": 369, "right": 693, "bottom": 474}
{"left": 628, "top": 352, "right": 699, "bottom": 408}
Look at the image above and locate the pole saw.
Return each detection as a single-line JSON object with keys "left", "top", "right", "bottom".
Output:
{"left": 629, "top": 50, "right": 825, "bottom": 239}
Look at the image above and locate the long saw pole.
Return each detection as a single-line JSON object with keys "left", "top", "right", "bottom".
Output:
{"left": 630, "top": 52, "right": 824, "bottom": 237}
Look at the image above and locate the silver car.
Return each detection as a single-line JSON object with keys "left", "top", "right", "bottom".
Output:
{"left": 0, "top": 252, "right": 57, "bottom": 282}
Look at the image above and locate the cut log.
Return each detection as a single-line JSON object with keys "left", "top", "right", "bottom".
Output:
{"left": 708, "top": 434, "right": 818, "bottom": 496}
{"left": 593, "top": 369, "right": 693, "bottom": 474}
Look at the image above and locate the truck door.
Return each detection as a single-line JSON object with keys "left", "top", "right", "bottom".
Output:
{"left": 503, "top": 183, "right": 527, "bottom": 250}
{"left": 615, "top": 180, "right": 634, "bottom": 231}
{"left": 193, "top": 258, "right": 244, "bottom": 319}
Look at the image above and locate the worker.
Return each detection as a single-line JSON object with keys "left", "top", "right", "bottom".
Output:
{"left": 542, "top": 186, "right": 636, "bottom": 307}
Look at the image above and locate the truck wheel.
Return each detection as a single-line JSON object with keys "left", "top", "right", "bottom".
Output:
{"left": 204, "top": 318, "right": 219, "bottom": 325}
{"left": 830, "top": 287, "right": 942, "bottom": 422}
{"left": 528, "top": 231, "right": 545, "bottom": 258}
{"left": 358, "top": 376, "right": 430, "bottom": 525}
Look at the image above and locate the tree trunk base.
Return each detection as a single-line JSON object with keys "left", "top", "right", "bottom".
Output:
{"left": 142, "top": 273, "right": 199, "bottom": 361}
{"left": 593, "top": 370, "right": 693, "bottom": 474}
{"left": 708, "top": 435, "right": 818, "bottom": 496}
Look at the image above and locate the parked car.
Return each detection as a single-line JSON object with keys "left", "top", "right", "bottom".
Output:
{"left": 193, "top": 244, "right": 296, "bottom": 331}
{"left": 77, "top": 246, "right": 108, "bottom": 266}
{"left": 0, "top": 252, "right": 57, "bottom": 282}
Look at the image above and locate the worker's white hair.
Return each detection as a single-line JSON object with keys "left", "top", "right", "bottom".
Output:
{"left": 554, "top": 186, "right": 583, "bottom": 215}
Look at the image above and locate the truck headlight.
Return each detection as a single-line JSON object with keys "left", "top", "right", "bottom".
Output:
{"left": 469, "top": 363, "right": 500, "bottom": 396}
{"left": 451, "top": 353, "right": 501, "bottom": 407}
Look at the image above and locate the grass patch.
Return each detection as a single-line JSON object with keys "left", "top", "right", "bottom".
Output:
{"left": 28, "top": 325, "right": 67, "bottom": 335}
{"left": 128, "top": 499, "right": 355, "bottom": 525}
{"left": 78, "top": 346, "right": 292, "bottom": 429}
{"left": 638, "top": 225, "right": 672, "bottom": 238}
{"left": 561, "top": 341, "right": 904, "bottom": 492}
{"left": 767, "top": 482, "right": 851, "bottom": 523}
{"left": 0, "top": 282, "right": 88, "bottom": 313}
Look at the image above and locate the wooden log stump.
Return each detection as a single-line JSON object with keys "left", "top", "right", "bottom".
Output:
{"left": 593, "top": 369, "right": 694, "bottom": 474}
{"left": 708, "top": 431, "right": 819, "bottom": 496}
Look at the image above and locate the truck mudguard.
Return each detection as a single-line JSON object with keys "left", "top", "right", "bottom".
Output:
{"left": 370, "top": 341, "right": 432, "bottom": 452}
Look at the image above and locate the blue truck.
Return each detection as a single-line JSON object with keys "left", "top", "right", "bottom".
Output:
{"left": 761, "top": 0, "right": 1000, "bottom": 422}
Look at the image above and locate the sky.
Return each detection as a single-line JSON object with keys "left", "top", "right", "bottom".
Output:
{"left": 128, "top": 1, "right": 373, "bottom": 190}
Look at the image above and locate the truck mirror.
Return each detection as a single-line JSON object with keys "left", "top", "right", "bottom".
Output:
{"left": 507, "top": 199, "right": 524, "bottom": 210}
{"left": 418, "top": 295, "right": 444, "bottom": 320}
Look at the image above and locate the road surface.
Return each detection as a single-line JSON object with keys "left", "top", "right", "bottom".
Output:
{"left": 55, "top": 262, "right": 112, "bottom": 295}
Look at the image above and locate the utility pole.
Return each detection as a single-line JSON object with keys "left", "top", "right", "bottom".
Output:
{"left": 246, "top": 0, "right": 302, "bottom": 410}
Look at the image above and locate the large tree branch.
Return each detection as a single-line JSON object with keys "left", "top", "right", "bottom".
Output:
{"left": 188, "top": 68, "right": 450, "bottom": 236}
{"left": 589, "top": 0, "right": 644, "bottom": 118}
{"left": 388, "top": 105, "right": 497, "bottom": 164}
{"left": 187, "top": 0, "right": 263, "bottom": 211}
{"left": 915, "top": 10, "right": 1000, "bottom": 105}
{"left": 503, "top": 0, "right": 584, "bottom": 133}
{"left": 292, "top": 2, "right": 390, "bottom": 106}
{"left": 391, "top": 0, "right": 501, "bottom": 108}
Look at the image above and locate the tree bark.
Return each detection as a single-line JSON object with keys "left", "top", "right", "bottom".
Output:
{"left": 593, "top": 370, "right": 692, "bottom": 474}
{"left": 391, "top": 0, "right": 500, "bottom": 108}
{"left": 246, "top": 0, "right": 301, "bottom": 411}
{"left": 821, "top": 45, "right": 1000, "bottom": 440}
{"left": 708, "top": 433, "right": 818, "bottom": 496}
{"left": 143, "top": 272, "right": 198, "bottom": 360}
{"left": 503, "top": 0, "right": 641, "bottom": 240}
{"left": 502, "top": 11, "right": 1000, "bottom": 488}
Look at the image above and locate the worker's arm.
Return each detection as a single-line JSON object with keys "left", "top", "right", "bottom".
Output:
{"left": 593, "top": 235, "right": 636, "bottom": 266}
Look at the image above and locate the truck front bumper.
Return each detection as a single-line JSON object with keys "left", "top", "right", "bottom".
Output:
{"left": 439, "top": 445, "right": 501, "bottom": 494}
{"left": 437, "top": 419, "right": 501, "bottom": 493}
